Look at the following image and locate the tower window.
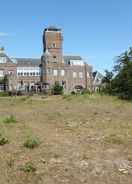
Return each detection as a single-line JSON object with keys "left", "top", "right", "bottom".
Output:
{"left": 52, "top": 43, "right": 56, "bottom": 48}
{"left": 61, "top": 70, "right": 65, "bottom": 76}
{"left": 79, "top": 72, "right": 83, "bottom": 79}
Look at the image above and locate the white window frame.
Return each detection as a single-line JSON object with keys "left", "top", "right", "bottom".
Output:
{"left": 79, "top": 72, "right": 83, "bottom": 79}
{"left": 73, "top": 72, "right": 77, "bottom": 78}
{"left": 53, "top": 69, "right": 58, "bottom": 76}
{"left": 61, "top": 70, "right": 65, "bottom": 76}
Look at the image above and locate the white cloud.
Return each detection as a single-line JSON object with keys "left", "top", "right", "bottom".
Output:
{"left": 0, "top": 32, "right": 12, "bottom": 37}
{"left": 0, "top": 32, "right": 9, "bottom": 37}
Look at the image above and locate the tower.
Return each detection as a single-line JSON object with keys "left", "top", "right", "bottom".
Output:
{"left": 41, "top": 26, "right": 64, "bottom": 88}
{"left": 43, "top": 26, "right": 63, "bottom": 64}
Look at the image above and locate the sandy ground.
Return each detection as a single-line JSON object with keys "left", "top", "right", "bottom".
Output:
{"left": 0, "top": 94, "right": 132, "bottom": 184}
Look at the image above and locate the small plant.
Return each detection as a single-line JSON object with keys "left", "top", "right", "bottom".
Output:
{"left": 52, "top": 82, "right": 63, "bottom": 95}
{"left": 0, "top": 133, "right": 9, "bottom": 145}
{"left": 104, "top": 134, "right": 124, "bottom": 145}
{"left": 20, "top": 162, "right": 36, "bottom": 173}
{"left": 24, "top": 136, "right": 40, "bottom": 149}
{"left": 3, "top": 115, "right": 17, "bottom": 124}
{"left": 20, "top": 96, "right": 30, "bottom": 102}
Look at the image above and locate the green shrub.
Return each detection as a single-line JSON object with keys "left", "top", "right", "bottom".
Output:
{"left": 0, "top": 133, "right": 9, "bottom": 145}
{"left": 3, "top": 115, "right": 17, "bottom": 124}
{"left": 52, "top": 82, "right": 63, "bottom": 95}
{"left": 81, "top": 89, "right": 91, "bottom": 95}
{"left": 20, "top": 162, "right": 36, "bottom": 173}
{"left": 0, "top": 92, "right": 9, "bottom": 97}
{"left": 24, "top": 136, "right": 40, "bottom": 149}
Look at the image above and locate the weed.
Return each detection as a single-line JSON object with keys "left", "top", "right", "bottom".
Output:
{"left": 24, "top": 136, "right": 40, "bottom": 149}
{"left": 20, "top": 162, "right": 36, "bottom": 173}
{"left": 3, "top": 115, "right": 17, "bottom": 124}
{"left": 104, "top": 134, "right": 125, "bottom": 145}
{"left": 0, "top": 133, "right": 9, "bottom": 145}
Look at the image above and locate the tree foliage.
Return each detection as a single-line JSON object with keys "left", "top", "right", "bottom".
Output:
{"left": 102, "top": 48, "right": 132, "bottom": 100}
{"left": 52, "top": 82, "right": 64, "bottom": 95}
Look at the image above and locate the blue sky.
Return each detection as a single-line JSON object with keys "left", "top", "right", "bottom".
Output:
{"left": 0, "top": 0, "right": 132, "bottom": 72}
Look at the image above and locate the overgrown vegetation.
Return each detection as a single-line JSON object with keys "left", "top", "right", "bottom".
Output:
{"left": 102, "top": 48, "right": 132, "bottom": 100}
{"left": 0, "top": 92, "right": 9, "bottom": 97}
{"left": 0, "top": 95, "right": 131, "bottom": 183}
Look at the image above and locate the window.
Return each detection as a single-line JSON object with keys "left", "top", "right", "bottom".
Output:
{"left": 30, "top": 73, "right": 32, "bottom": 76}
{"left": 53, "top": 70, "right": 58, "bottom": 76}
{"left": 0, "top": 70, "right": 4, "bottom": 77}
{"left": 61, "top": 70, "right": 65, "bottom": 76}
{"left": 79, "top": 72, "right": 83, "bottom": 79}
{"left": 73, "top": 72, "right": 77, "bottom": 78}
{"left": 53, "top": 56, "right": 57, "bottom": 63}
{"left": 87, "top": 72, "right": 90, "bottom": 78}
{"left": 52, "top": 43, "right": 56, "bottom": 48}
{"left": 47, "top": 68, "right": 52, "bottom": 75}
{"left": 33, "top": 72, "right": 35, "bottom": 76}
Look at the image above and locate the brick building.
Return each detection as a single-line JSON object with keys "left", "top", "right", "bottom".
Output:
{"left": 0, "top": 26, "right": 93, "bottom": 93}
{"left": 41, "top": 26, "right": 93, "bottom": 92}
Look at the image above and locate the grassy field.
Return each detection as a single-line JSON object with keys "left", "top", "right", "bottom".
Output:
{"left": 0, "top": 94, "right": 132, "bottom": 184}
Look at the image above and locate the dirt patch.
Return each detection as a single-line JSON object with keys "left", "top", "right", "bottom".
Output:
{"left": 0, "top": 94, "right": 132, "bottom": 184}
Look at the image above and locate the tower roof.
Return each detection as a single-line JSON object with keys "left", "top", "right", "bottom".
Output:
{"left": 45, "top": 26, "right": 61, "bottom": 32}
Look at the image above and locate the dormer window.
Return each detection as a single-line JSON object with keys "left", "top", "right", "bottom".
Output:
{"left": 0, "top": 57, "right": 6, "bottom": 63}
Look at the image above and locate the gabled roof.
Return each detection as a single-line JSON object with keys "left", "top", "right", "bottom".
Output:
{"left": 15, "top": 58, "right": 41, "bottom": 66}
{"left": 93, "top": 71, "right": 104, "bottom": 80}
{"left": 0, "top": 52, "right": 13, "bottom": 63}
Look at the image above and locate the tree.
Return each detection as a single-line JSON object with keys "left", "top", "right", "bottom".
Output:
{"left": 3, "top": 75, "right": 8, "bottom": 91}
{"left": 102, "top": 70, "right": 114, "bottom": 94}
{"left": 103, "top": 48, "right": 132, "bottom": 100}
{"left": 52, "top": 82, "right": 63, "bottom": 95}
{"left": 0, "top": 75, "right": 8, "bottom": 91}
{"left": 112, "top": 55, "right": 132, "bottom": 99}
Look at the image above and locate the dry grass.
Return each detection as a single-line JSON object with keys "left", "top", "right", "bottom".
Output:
{"left": 0, "top": 94, "right": 132, "bottom": 184}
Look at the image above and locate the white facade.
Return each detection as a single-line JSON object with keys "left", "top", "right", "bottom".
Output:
{"left": 17, "top": 66, "right": 40, "bottom": 77}
{"left": 70, "top": 60, "right": 84, "bottom": 66}
{"left": 0, "top": 70, "right": 4, "bottom": 77}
